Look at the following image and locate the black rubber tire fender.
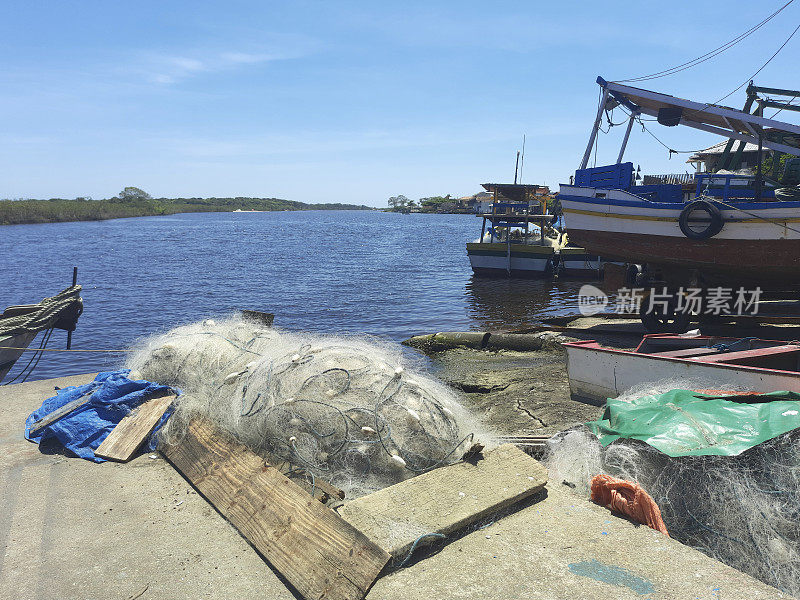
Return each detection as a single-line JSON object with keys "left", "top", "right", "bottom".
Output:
{"left": 678, "top": 200, "right": 724, "bottom": 240}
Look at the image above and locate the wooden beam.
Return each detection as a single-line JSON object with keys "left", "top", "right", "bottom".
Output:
{"left": 748, "top": 84, "right": 800, "bottom": 98}
{"left": 162, "top": 418, "right": 389, "bottom": 600}
{"left": 28, "top": 389, "right": 95, "bottom": 436}
{"left": 690, "top": 344, "right": 800, "bottom": 363}
{"left": 338, "top": 444, "right": 548, "bottom": 559}
{"left": 759, "top": 99, "right": 800, "bottom": 114}
{"left": 631, "top": 104, "right": 800, "bottom": 156}
{"left": 270, "top": 459, "right": 346, "bottom": 503}
{"left": 95, "top": 394, "right": 175, "bottom": 462}
{"left": 603, "top": 79, "right": 800, "bottom": 135}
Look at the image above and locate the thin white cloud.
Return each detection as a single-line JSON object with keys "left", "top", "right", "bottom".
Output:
{"left": 220, "top": 52, "right": 277, "bottom": 64}
{"left": 142, "top": 41, "right": 314, "bottom": 85}
{"left": 144, "top": 51, "right": 263, "bottom": 83}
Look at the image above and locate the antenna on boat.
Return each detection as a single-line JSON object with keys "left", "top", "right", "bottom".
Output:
{"left": 520, "top": 134, "right": 526, "bottom": 183}
{"left": 514, "top": 151, "right": 520, "bottom": 184}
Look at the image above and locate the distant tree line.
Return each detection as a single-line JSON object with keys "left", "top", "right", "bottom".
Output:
{"left": 387, "top": 194, "right": 467, "bottom": 213}
{"left": 0, "top": 187, "right": 374, "bottom": 226}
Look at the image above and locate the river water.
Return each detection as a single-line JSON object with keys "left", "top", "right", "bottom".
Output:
{"left": 1, "top": 210, "right": 583, "bottom": 381}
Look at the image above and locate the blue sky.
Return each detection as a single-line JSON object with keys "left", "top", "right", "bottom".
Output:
{"left": 1, "top": 1, "right": 798, "bottom": 205}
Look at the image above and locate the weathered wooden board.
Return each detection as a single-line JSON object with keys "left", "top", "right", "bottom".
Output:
{"left": 162, "top": 418, "right": 389, "bottom": 600}
{"left": 28, "top": 389, "right": 95, "bottom": 435}
{"left": 338, "top": 444, "right": 548, "bottom": 558}
{"left": 95, "top": 394, "right": 175, "bottom": 462}
{"left": 280, "top": 466, "right": 346, "bottom": 503}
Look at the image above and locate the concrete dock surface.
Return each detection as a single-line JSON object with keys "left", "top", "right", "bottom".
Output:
{"left": 1, "top": 374, "right": 789, "bottom": 600}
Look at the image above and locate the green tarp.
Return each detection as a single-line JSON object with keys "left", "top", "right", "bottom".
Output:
{"left": 585, "top": 389, "right": 800, "bottom": 457}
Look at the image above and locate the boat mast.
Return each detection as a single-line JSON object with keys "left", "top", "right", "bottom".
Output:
{"left": 616, "top": 111, "right": 638, "bottom": 163}
{"left": 580, "top": 87, "right": 610, "bottom": 169}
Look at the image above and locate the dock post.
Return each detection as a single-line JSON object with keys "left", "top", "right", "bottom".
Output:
{"left": 66, "top": 266, "right": 77, "bottom": 350}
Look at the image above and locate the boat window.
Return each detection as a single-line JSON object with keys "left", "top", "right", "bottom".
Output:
{"left": 594, "top": 192, "right": 606, "bottom": 198}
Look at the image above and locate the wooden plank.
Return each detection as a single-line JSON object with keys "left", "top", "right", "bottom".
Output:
{"left": 162, "top": 418, "right": 389, "bottom": 600}
{"left": 650, "top": 347, "right": 721, "bottom": 358}
{"left": 280, "top": 467, "right": 346, "bottom": 503}
{"left": 259, "top": 449, "right": 346, "bottom": 503}
{"left": 29, "top": 389, "right": 95, "bottom": 435}
{"left": 693, "top": 344, "right": 800, "bottom": 363}
{"left": 95, "top": 394, "right": 175, "bottom": 462}
{"left": 338, "top": 444, "right": 548, "bottom": 558}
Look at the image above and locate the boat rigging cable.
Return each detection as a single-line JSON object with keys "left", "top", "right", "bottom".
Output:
{"left": 711, "top": 22, "right": 800, "bottom": 105}
{"left": 602, "top": 3, "right": 800, "bottom": 159}
{"left": 602, "top": 15, "right": 800, "bottom": 157}
{"left": 613, "top": 0, "right": 795, "bottom": 83}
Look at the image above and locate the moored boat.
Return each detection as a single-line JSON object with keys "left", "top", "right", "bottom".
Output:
{"left": 0, "top": 284, "right": 83, "bottom": 383}
{"left": 564, "top": 333, "right": 800, "bottom": 402}
{"left": 467, "top": 183, "right": 558, "bottom": 278}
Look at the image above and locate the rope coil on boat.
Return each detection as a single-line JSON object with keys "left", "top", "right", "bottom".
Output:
{"left": 0, "top": 286, "right": 83, "bottom": 337}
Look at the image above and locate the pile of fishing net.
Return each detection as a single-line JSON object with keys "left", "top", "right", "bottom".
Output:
{"left": 545, "top": 385, "right": 800, "bottom": 596}
{"left": 127, "top": 316, "right": 493, "bottom": 497}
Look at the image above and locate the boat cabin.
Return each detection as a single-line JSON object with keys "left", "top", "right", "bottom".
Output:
{"left": 574, "top": 162, "right": 777, "bottom": 204}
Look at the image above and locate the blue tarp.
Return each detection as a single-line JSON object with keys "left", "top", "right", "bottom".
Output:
{"left": 25, "top": 370, "right": 177, "bottom": 462}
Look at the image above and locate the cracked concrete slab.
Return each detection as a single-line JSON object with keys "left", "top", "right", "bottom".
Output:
{"left": 431, "top": 347, "right": 603, "bottom": 435}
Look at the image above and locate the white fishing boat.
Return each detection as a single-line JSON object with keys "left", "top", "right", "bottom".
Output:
{"left": 564, "top": 334, "right": 800, "bottom": 402}
{"left": 557, "top": 77, "right": 800, "bottom": 290}
{"left": 0, "top": 284, "right": 83, "bottom": 383}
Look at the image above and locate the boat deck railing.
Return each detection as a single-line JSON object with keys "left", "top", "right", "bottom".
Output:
{"left": 641, "top": 173, "right": 695, "bottom": 185}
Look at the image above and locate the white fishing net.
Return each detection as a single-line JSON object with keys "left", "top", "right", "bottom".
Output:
{"left": 127, "top": 316, "right": 494, "bottom": 497}
{"left": 545, "top": 383, "right": 800, "bottom": 596}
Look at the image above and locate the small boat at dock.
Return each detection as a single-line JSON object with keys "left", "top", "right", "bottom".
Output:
{"left": 467, "top": 210, "right": 557, "bottom": 278}
{"left": 564, "top": 333, "right": 800, "bottom": 402}
{"left": 467, "top": 184, "right": 559, "bottom": 277}
{"left": 468, "top": 183, "right": 609, "bottom": 279}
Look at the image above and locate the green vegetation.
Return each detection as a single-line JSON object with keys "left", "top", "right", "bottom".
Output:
{"left": 386, "top": 193, "right": 474, "bottom": 214}
{"left": 0, "top": 187, "right": 374, "bottom": 225}
{"left": 417, "top": 195, "right": 460, "bottom": 213}
{"left": 761, "top": 154, "right": 800, "bottom": 184}
{"left": 386, "top": 195, "right": 414, "bottom": 211}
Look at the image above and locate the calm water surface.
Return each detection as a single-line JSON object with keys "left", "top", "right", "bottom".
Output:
{"left": 0, "top": 210, "right": 583, "bottom": 381}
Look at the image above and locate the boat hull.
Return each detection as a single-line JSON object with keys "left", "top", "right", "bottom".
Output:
{"left": 0, "top": 331, "right": 37, "bottom": 382}
{"left": 466, "top": 243, "right": 554, "bottom": 278}
{"left": 564, "top": 339, "right": 800, "bottom": 402}
{"left": 558, "top": 185, "right": 800, "bottom": 285}
{"left": 557, "top": 247, "right": 602, "bottom": 278}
